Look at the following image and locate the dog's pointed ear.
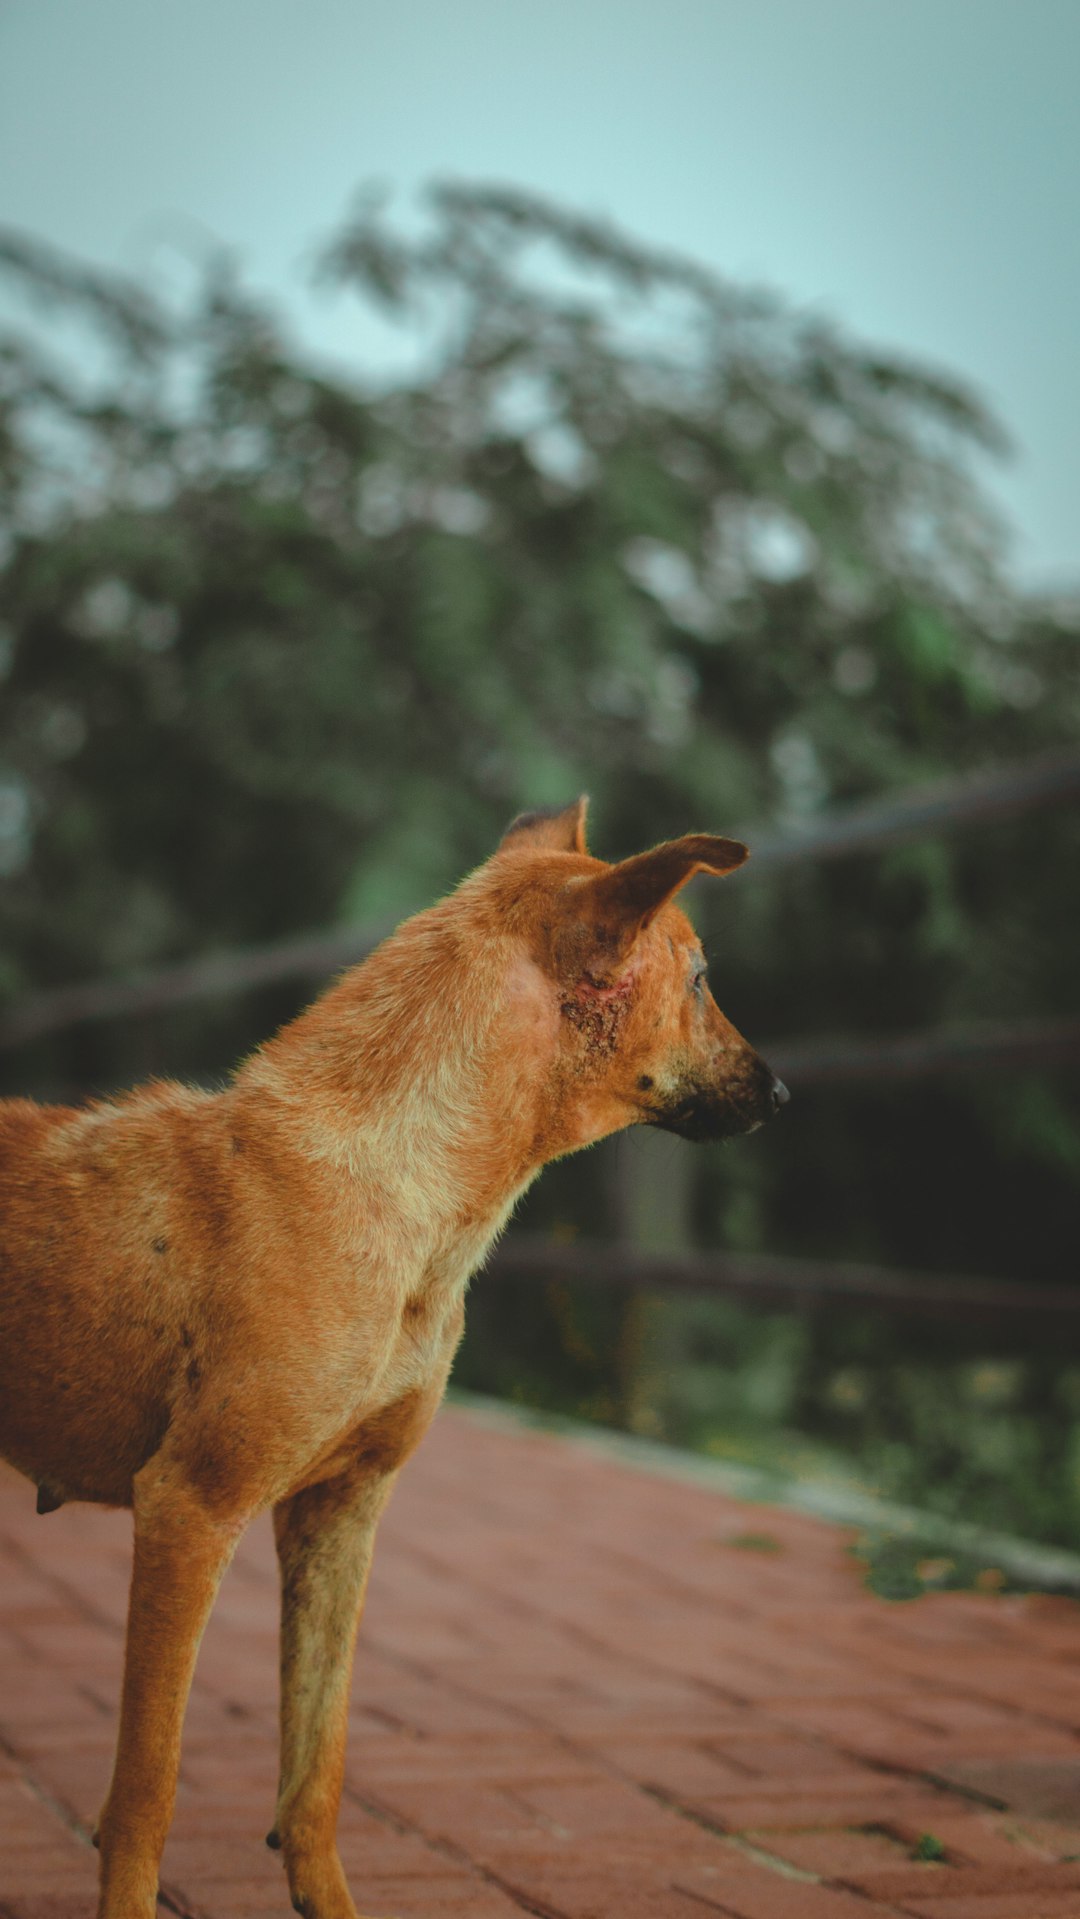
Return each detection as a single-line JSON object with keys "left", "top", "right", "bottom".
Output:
{"left": 555, "top": 834, "right": 748, "bottom": 981}
{"left": 500, "top": 796, "right": 589, "bottom": 855}
{"left": 588, "top": 834, "right": 748, "bottom": 931}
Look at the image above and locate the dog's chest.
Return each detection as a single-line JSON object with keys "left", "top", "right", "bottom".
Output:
{"left": 386, "top": 1208, "right": 505, "bottom": 1374}
{"left": 347, "top": 1212, "right": 514, "bottom": 1445}
{"left": 292, "top": 1274, "right": 464, "bottom": 1495}
{"left": 393, "top": 1259, "right": 466, "bottom": 1375}
{"left": 291, "top": 1188, "right": 529, "bottom": 1497}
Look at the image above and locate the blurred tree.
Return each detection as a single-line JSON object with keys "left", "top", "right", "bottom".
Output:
{"left": 0, "top": 182, "right": 1077, "bottom": 1297}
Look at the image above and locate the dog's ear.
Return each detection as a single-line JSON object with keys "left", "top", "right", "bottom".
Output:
{"left": 500, "top": 796, "right": 589, "bottom": 855}
{"left": 587, "top": 834, "right": 748, "bottom": 929}
{"left": 556, "top": 835, "right": 748, "bottom": 982}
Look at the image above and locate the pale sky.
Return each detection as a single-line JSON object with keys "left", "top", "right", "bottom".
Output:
{"left": 1, "top": 0, "right": 1077, "bottom": 589}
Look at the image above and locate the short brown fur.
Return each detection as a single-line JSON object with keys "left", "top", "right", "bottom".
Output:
{"left": 0, "top": 800, "right": 785, "bottom": 1919}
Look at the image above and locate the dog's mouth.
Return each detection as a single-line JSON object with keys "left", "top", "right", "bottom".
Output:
{"left": 645, "top": 1067, "right": 787, "bottom": 1142}
{"left": 646, "top": 1093, "right": 758, "bottom": 1142}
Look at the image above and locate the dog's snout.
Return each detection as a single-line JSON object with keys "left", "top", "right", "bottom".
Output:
{"left": 770, "top": 1077, "right": 790, "bottom": 1114}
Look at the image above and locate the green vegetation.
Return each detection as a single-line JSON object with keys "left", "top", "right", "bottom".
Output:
{"left": 1, "top": 184, "right": 1077, "bottom": 1547}
{"left": 911, "top": 1834, "right": 947, "bottom": 1862}
{"left": 453, "top": 1273, "right": 1080, "bottom": 1551}
{"left": 855, "top": 1533, "right": 1016, "bottom": 1603}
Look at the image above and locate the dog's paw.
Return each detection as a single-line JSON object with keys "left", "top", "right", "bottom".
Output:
{"left": 278, "top": 1846, "right": 363, "bottom": 1919}
{"left": 288, "top": 1895, "right": 376, "bottom": 1919}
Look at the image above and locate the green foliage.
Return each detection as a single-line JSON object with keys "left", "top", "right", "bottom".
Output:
{"left": 3, "top": 183, "right": 1071, "bottom": 1013}
{"left": 0, "top": 184, "right": 1078, "bottom": 1533}
{"left": 911, "top": 1834, "right": 948, "bottom": 1861}
{"left": 856, "top": 1535, "right": 1024, "bottom": 1604}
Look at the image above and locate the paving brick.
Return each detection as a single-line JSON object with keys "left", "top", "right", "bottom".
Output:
{"left": 362, "top": 1776, "right": 546, "bottom": 1850}
{"left": 686, "top": 1789, "right": 957, "bottom": 1832}
{"left": 6, "top": 1406, "right": 1080, "bottom": 1919}
{"left": 358, "top": 1877, "right": 528, "bottom": 1916}
{"left": 885, "top": 1807, "right": 1059, "bottom": 1867}
{"left": 0, "top": 1824, "right": 90, "bottom": 1867}
{"left": 700, "top": 1763, "right": 898, "bottom": 1799}
{"left": 514, "top": 1776, "right": 691, "bottom": 1839}
{"left": 360, "top": 1732, "right": 597, "bottom": 1788}
{"left": 929, "top": 1757, "right": 1080, "bottom": 1825}
{"left": 836, "top": 1861, "right": 1080, "bottom": 1901}
{"left": 495, "top": 1860, "right": 735, "bottom": 1918}
{"left": 161, "top": 1830, "right": 289, "bottom": 1886}
{"left": 748, "top": 1826, "right": 913, "bottom": 1876}
{"left": 897, "top": 1893, "right": 1080, "bottom": 1918}
{"left": 1004, "top": 1815, "right": 1080, "bottom": 1858}
{"left": 337, "top": 1824, "right": 470, "bottom": 1881}
{"left": 0, "top": 1901, "right": 97, "bottom": 1919}
{"left": 0, "top": 1860, "right": 98, "bottom": 1898}
{"left": 720, "top": 1737, "right": 859, "bottom": 1778}
{"left": 604, "top": 1739, "right": 759, "bottom": 1797}
{"left": 672, "top": 1867, "right": 904, "bottom": 1917}
{"left": 19, "top": 1749, "right": 110, "bottom": 1826}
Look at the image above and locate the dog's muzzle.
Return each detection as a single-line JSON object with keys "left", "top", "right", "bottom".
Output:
{"left": 649, "top": 1062, "right": 789, "bottom": 1142}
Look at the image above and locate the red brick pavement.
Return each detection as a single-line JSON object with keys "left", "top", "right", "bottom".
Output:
{"left": 4, "top": 1402, "right": 1080, "bottom": 1918}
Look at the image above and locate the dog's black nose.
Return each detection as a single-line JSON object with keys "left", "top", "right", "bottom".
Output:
{"left": 770, "top": 1077, "right": 790, "bottom": 1112}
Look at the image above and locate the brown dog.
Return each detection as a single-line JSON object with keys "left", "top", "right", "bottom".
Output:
{"left": 0, "top": 799, "right": 787, "bottom": 1919}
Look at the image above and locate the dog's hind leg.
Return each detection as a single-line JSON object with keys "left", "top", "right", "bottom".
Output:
{"left": 95, "top": 1468, "right": 244, "bottom": 1919}
{"left": 270, "top": 1466, "right": 395, "bottom": 1919}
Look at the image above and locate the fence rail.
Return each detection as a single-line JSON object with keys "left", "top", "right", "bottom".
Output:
{"left": 0, "top": 920, "right": 399, "bottom": 1054}
{"left": 769, "top": 1016, "right": 1080, "bottom": 1085}
{"left": 493, "top": 1233, "right": 1080, "bottom": 1325}
{"left": 747, "top": 744, "right": 1080, "bottom": 871}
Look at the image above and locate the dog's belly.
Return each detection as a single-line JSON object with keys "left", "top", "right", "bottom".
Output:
{"left": 0, "top": 1255, "right": 174, "bottom": 1507}
{"left": 0, "top": 1359, "right": 169, "bottom": 1509}
{"left": 0, "top": 1428, "right": 161, "bottom": 1510}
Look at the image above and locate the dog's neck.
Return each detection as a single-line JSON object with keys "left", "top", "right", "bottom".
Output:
{"left": 234, "top": 904, "right": 551, "bottom": 1259}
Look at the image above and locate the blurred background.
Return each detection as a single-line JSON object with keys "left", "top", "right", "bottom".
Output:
{"left": 1, "top": 0, "right": 1078, "bottom": 1582}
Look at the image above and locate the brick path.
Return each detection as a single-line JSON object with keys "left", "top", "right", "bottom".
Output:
{"left": 4, "top": 1405, "right": 1080, "bottom": 1918}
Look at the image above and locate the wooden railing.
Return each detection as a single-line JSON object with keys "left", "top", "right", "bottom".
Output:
{"left": 492, "top": 1234, "right": 1080, "bottom": 1325}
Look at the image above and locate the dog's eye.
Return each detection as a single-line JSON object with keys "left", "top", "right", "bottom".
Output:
{"left": 690, "top": 967, "right": 707, "bottom": 996}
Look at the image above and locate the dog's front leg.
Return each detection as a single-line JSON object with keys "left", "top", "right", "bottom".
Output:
{"left": 270, "top": 1466, "right": 394, "bottom": 1919}
{"left": 96, "top": 1468, "right": 243, "bottom": 1919}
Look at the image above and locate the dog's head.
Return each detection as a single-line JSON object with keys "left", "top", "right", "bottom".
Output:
{"left": 488, "top": 797, "right": 788, "bottom": 1156}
